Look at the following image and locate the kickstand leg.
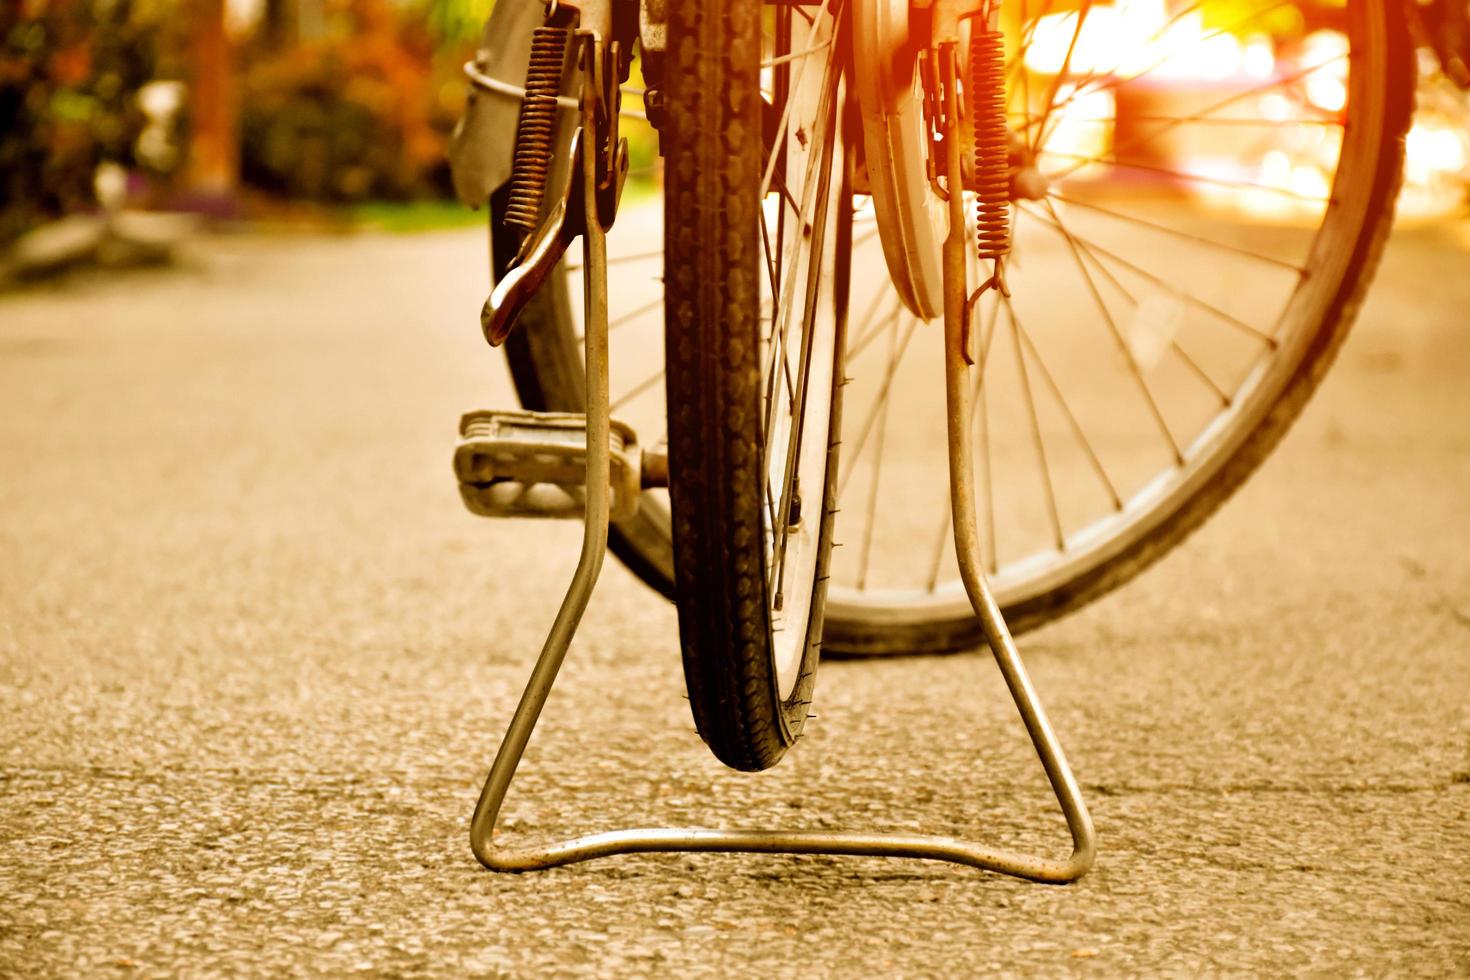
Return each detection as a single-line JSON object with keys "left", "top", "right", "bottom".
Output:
{"left": 468, "top": 33, "right": 1094, "bottom": 884}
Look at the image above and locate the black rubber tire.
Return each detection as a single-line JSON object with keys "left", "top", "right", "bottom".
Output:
{"left": 658, "top": 0, "right": 843, "bottom": 771}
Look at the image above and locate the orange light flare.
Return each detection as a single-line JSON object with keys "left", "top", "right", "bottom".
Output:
{"left": 1016, "top": 1, "right": 1469, "bottom": 222}
{"left": 1401, "top": 66, "right": 1470, "bottom": 222}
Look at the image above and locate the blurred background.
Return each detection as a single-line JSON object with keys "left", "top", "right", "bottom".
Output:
{"left": 1, "top": 0, "right": 1467, "bottom": 277}
{"left": 1, "top": 0, "right": 498, "bottom": 271}
{"left": 2, "top": 7, "right": 1468, "bottom": 972}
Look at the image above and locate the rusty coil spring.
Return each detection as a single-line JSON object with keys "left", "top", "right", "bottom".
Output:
{"left": 967, "top": 28, "right": 1011, "bottom": 262}
{"left": 505, "top": 25, "right": 570, "bottom": 235}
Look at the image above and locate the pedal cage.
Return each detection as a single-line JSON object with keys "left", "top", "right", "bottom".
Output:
{"left": 455, "top": 409, "right": 643, "bottom": 522}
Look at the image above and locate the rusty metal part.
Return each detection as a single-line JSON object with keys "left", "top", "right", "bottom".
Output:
{"left": 968, "top": 27, "right": 1010, "bottom": 261}
{"left": 481, "top": 133, "right": 587, "bottom": 347}
{"left": 639, "top": 443, "right": 668, "bottom": 489}
{"left": 479, "top": 1, "right": 629, "bottom": 348}
{"left": 448, "top": 0, "right": 560, "bottom": 208}
{"left": 505, "top": 25, "right": 572, "bottom": 235}
{"left": 583, "top": 36, "right": 630, "bottom": 231}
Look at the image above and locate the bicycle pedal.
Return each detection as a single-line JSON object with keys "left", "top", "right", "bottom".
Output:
{"left": 454, "top": 410, "right": 647, "bottom": 521}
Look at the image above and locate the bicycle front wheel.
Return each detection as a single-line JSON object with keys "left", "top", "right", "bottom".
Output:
{"left": 661, "top": 0, "right": 848, "bottom": 771}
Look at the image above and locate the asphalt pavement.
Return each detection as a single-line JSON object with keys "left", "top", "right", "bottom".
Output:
{"left": 1, "top": 218, "right": 1467, "bottom": 976}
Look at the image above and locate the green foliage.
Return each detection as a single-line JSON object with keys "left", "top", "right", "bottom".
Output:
{"left": 0, "top": 0, "right": 653, "bottom": 227}
{"left": 347, "top": 198, "right": 486, "bottom": 231}
{"left": 419, "top": 0, "right": 493, "bottom": 48}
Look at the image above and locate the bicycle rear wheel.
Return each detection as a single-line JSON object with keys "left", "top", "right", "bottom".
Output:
{"left": 501, "top": 0, "right": 1411, "bottom": 656}
{"left": 825, "top": 0, "right": 1413, "bottom": 652}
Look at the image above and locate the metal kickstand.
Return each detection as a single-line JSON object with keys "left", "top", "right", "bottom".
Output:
{"left": 468, "top": 32, "right": 1095, "bottom": 885}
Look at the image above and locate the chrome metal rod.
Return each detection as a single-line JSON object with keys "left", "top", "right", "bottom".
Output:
{"left": 937, "top": 41, "right": 1095, "bottom": 882}
{"left": 470, "top": 38, "right": 614, "bottom": 871}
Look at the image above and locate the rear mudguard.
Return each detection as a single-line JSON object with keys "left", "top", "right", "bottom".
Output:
{"left": 448, "top": 0, "right": 578, "bottom": 208}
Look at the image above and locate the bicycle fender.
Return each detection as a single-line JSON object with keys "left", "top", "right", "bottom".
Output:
{"left": 448, "top": 0, "right": 553, "bottom": 208}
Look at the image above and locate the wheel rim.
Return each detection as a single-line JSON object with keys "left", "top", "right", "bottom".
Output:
{"left": 757, "top": 3, "right": 846, "bottom": 695}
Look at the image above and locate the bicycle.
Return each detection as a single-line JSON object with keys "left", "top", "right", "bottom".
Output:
{"left": 446, "top": 0, "right": 1433, "bottom": 880}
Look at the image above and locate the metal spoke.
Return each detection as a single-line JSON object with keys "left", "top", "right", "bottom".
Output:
{"left": 759, "top": 0, "right": 834, "bottom": 200}
{"left": 1033, "top": 0, "right": 1211, "bottom": 123}
{"left": 1168, "top": 337, "right": 1231, "bottom": 406}
{"left": 1042, "top": 152, "right": 1331, "bottom": 204}
{"left": 763, "top": 32, "right": 844, "bottom": 461}
{"left": 1029, "top": 0, "right": 1094, "bottom": 154}
{"left": 1004, "top": 296, "right": 1123, "bottom": 511}
{"left": 1011, "top": 0, "right": 1058, "bottom": 66}
{"left": 610, "top": 368, "right": 665, "bottom": 413}
{"left": 1018, "top": 203, "right": 1281, "bottom": 346}
{"left": 837, "top": 312, "right": 916, "bottom": 498}
{"left": 1004, "top": 0, "right": 1047, "bottom": 132}
{"left": 1017, "top": 0, "right": 1033, "bottom": 126}
{"left": 855, "top": 315, "right": 903, "bottom": 590}
{"left": 759, "top": 204, "right": 782, "bottom": 320}
{"left": 1046, "top": 54, "right": 1348, "bottom": 185}
{"left": 770, "top": 169, "right": 804, "bottom": 220}
{"left": 565, "top": 247, "right": 662, "bottom": 273}
{"left": 770, "top": 8, "right": 793, "bottom": 351}
{"left": 1032, "top": 0, "right": 1293, "bottom": 137}
{"left": 770, "top": 28, "right": 843, "bottom": 604}
{"left": 765, "top": 471, "right": 781, "bottom": 550}
{"left": 1023, "top": 114, "right": 1343, "bottom": 128}
{"left": 761, "top": 301, "right": 799, "bottom": 430}
{"left": 608, "top": 295, "right": 663, "bottom": 332}
{"left": 1004, "top": 295, "right": 1066, "bottom": 550}
{"left": 762, "top": 39, "right": 834, "bottom": 70}
{"left": 1047, "top": 192, "right": 1305, "bottom": 276}
{"left": 1056, "top": 217, "right": 1232, "bottom": 407}
{"left": 1043, "top": 199, "right": 1182, "bottom": 463}
{"left": 762, "top": 188, "right": 811, "bottom": 439}
{"left": 847, "top": 295, "right": 905, "bottom": 362}
{"left": 762, "top": 279, "right": 798, "bottom": 445}
{"left": 575, "top": 295, "right": 662, "bottom": 342}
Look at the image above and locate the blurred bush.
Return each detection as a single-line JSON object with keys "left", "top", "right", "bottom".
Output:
{"left": 239, "top": 0, "right": 463, "bottom": 202}
{"left": 1, "top": 0, "right": 479, "bottom": 242}
{"left": 0, "top": 0, "right": 186, "bottom": 244}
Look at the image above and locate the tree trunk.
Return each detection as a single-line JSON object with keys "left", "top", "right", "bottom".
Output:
{"left": 187, "top": 0, "right": 238, "bottom": 197}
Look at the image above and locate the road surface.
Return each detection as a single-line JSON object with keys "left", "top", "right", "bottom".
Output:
{"left": 1, "top": 219, "right": 1467, "bottom": 975}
